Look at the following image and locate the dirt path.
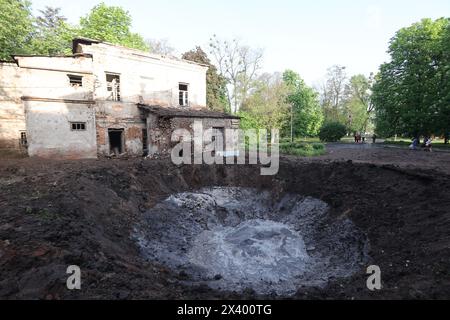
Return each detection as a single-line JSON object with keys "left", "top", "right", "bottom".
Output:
{"left": 316, "top": 143, "right": 450, "bottom": 174}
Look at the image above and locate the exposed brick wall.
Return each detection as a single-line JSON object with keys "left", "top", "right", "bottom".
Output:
{"left": 147, "top": 115, "right": 236, "bottom": 156}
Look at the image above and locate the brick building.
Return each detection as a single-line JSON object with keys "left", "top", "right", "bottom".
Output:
{"left": 0, "top": 38, "right": 238, "bottom": 159}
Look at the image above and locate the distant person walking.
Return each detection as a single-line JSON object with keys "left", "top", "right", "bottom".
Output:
{"left": 372, "top": 134, "right": 377, "bottom": 144}
{"left": 425, "top": 137, "right": 433, "bottom": 152}
{"left": 421, "top": 136, "right": 428, "bottom": 148}
{"left": 409, "top": 137, "right": 419, "bottom": 150}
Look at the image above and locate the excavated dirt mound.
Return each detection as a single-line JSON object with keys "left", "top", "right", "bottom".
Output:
{"left": 0, "top": 156, "right": 450, "bottom": 299}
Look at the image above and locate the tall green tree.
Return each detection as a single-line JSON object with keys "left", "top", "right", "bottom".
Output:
{"left": 343, "top": 74, "right": 375, "bottom": 133}
{"left": 0, "top": 0, "right": 33, "bottom": 60}
{"left": 182, "top": 47, "right": 230, "bottom": 112}
{"left": 240, "top": 72, "right": 290, "bottom": 130}
{"left": 27, "top": 6, "right": 76, "bottom": 55}
{"left": 437, "top": 22, "right": 450, "bottom": 143}
{"left": 283, "top": 70, "right": 324, "bottom": 138}
{"left": 79, "top": 2, "right": 148, "bottom": 51}
{"left": 320, "top": 65, "right": 347, "bottom": 123}
{"left": 372, "top": 18, "right": 450, "bottom": 138}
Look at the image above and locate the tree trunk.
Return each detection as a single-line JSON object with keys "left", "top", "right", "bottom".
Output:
{"left": 290, "top": 104, "right": 293, "bottom": 143}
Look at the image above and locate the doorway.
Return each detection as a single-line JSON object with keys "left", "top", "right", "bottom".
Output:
{"left": 212, "top": 127, "right": 225, "bottom": 156}
{"left": 108, "top": 129, "right": 124, "bottom": 155}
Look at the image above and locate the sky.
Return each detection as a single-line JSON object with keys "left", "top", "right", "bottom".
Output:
{"left": 31, "top": 0, "right": 450, "bottom": 86}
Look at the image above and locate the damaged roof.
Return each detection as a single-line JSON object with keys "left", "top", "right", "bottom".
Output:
{"left": 138, "top": 104, "right": 240, "bottom": 120}
{"left": 72, "top": 37, "right": 209, "bottom": 68}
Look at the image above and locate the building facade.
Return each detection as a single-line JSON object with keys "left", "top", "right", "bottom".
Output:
{"left": 0, "top": 38, "right": 238, "bottom": 159}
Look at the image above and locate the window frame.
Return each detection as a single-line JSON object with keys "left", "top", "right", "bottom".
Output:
{"left": 179, "top": 83, "right": 189, "bottom": 107}
{"left": 68, "top": 74, "right": 83, "bottom": 87}
{"left": 70, "top": 122, "right": 87, "bottom": 131}
{"left": 19, "top": 131, "right": 28, "bottom": 146}
{"left": 106, "top": 72, "right": 121, "bottom": 101}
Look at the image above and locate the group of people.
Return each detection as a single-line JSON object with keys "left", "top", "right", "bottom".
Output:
{"left": 352, "top": 131, "right": 433, "bottom": 151}
{"left": 354, "top": 132, "right": 377, "bottom": 144}
{"left": 409, "top": 136, "right": 433, "bottom": 152}
{"left": 354, "top": 132, "right": 366, "bottom": 143}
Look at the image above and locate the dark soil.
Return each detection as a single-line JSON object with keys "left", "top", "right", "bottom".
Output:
{"left": 0, "top": 148, "right": 449, "bottom": 299}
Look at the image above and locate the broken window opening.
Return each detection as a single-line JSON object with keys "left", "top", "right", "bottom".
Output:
{"left": 108, "top": 128, "right": 124, "bottom": 156}
{"left": 106, "top": 73, "right": 121, "bottom": 101}
{"left": 20, "top": 131, "right": 27, "bottom": 146}
{"left": 179, "top": 83, "right": 189, "bottom": 107}
{"left": 142, "top": 128, "right": 148, "bottom": 155}
{"left": 71, "top": 122, "right": 86, "bottom": 131}
{"left": 68, "top": 74, "right": 83, "bottom": 87}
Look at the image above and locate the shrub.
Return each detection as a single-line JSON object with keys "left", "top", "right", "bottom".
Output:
{"left": 318, "top": 122, "right": 347, "bottom": 142}
{"left": 302, "top": 143, "right": 314, "bottom": 152}
{"left": 312, "top": 143, "right": 325, "bottom": 151}
{"left": 279, "top": 142, "right": 326, "bottom": 157}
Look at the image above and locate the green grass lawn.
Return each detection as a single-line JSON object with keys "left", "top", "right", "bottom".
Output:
{"left": 240, "top": 140, "right": 326, "bottom": 157}
{"left": 279, "top": 142, "right": 326, "bottom": 157}
{"left": 279, "top": 136, "right": 450, "bottom": 149}
{"left": 280, "top": 137, "right": 321, "bottom": 143}
{"left": 341, "top": 136, "right": 358, "bottom": 143}
{"left": 280, "top": 136, "right": 356, "bottom": 144}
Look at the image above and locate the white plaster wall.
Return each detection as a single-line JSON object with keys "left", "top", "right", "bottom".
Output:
{"left": 15, "top": 56, "right": 94, "bottom": 100}
{"left": 80, "top": 43, "right": 208, "bottom": 108}
{"left": 16, "top": 56, "right": 93, "bottom": 74}
{"left": 0, "top": 63, "right": 26, "bottom": 148}
{"left": 25, "top": 101, "right": 96, "bottom": 159}
{"left": 1, "top": 56, "right": 95, "bottom": 153}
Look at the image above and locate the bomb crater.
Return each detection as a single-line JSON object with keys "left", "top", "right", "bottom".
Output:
{"left": 133, "top": 187, "right": 369, "bottom": 295}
